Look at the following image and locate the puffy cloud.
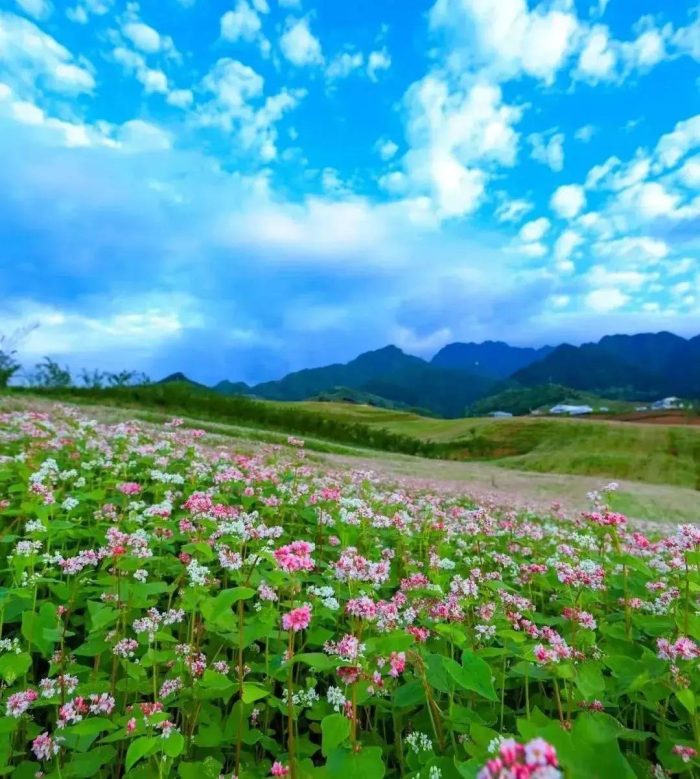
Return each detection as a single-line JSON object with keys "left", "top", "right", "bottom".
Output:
{"left": 428, "top": 0, "right": 579, "bottom": 84}
{"left": 615, "top": 181, "right": 680, "bottom": 220}
{"left": 554, "top": 229, "right": 582, "bottom": 262}
{"left": 166, "top": 88, "right": 193, "bottom": 108}
{"left": 495, "top": 197, "right": 532, "bottom": 223}
{"left": 550, "top": 184, "right": 585, "bottom": 218}
{"left": 375, "top": 138, "right": 398, "bottom": 160}
{"left": 112, "top": 47, "right": 168, "bottom": 94}
{"left": 574, "top": 124, "right": 596, "bottom": 143}
{"left": 678, "top": 155, "right": 700, "bottom": 188}
{"left": 220, "top": 0, "right": 269, "bottom": 50}
{"left": 574, "top": 19, "right": 669, "bottom": 84}
{"left": 528, "top": 131, "right": 564, "bottom": 171}
{"left": 585, "top": 288, "right": 628, "bottom": 312}
{"left": 65, "top": 0, "right": 112, "bottom": 24}
{"left": 117, "top": 119, "right": 171, "bottom": 153}
{"left": 280, "top": 17, "right": 323, "bottom": 66}
{"left": 519, "top": 216, "right": 550, "bottom": 242}
{"left": 196, "top": 58, "right": 304, "bottom": 161}
{"left": 367, "top": 48, "right": 391, "bottom": 81}
{"left": 123, "top": 21, "right": 162, "bottom": 53}
{"left": 575, "top": 25, "right": 616, "bottom": 81}
{"left": 15, "top": 0, "right": 53, "bottom": 20}
{"left": 326, "top": 50, "right": 364, "bottom": 81}
{"left": 0, "top": 12, "right": 95, "bottom": 96}
{"left": 655, "top": 114, "right": 700, "bottom": 169}
{"left": 401, "top": 76, "right": 522, "bottom": 218}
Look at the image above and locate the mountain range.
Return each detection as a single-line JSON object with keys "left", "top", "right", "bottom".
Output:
{"left": 160, "top": 331, "right": 700, "bottom": 418}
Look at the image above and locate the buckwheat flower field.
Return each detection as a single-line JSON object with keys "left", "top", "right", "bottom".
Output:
{"left": 0, "top": 405, "right": 698, "bottom": 778}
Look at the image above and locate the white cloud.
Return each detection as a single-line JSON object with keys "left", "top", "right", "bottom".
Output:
{"left": 280, "top": 17, "right": 323, "bottom": 66}
{"left": 678, "top": 155, "right": 700, "bottom": 188}
{"left": 587, "top": 265, "right": 651, "bottom": 291}
{"left": 429, "top": 0, "right": 579, "bottom": 84}
{"left": 197, "top": 58, "right": 303, "bottom": 161}
{"left": 166, "top": 88, "right": 193, "bottom": 108}
{"left": 550, "top": 294, "right": 570, "bottom": 308}
{"left": 123, "top": 21, "right": 162, "bottom": 53}
{"left": 655, "top": 114, "right": 700, "bottom": 169}
{"left": 326, "top": 50, "right": 363, "bottom": 81}
{"left": 550, "top": 184, "right": 585, "bottom": 218}
{"left": 616, "top": 181, "right": 679, "bottom": 220}
{"left": 117, "top": 120, "right": 171, "bottom": 153}
{"left": 575, "top": 25, "right": 616, "bottom": 81}
{"left": 375, "top": 138, "right": 398, "bottom": 161}
{"left": 278, "top": 0, "right": 301, "bottom": 6}
{"left": 574, "top": 20, "right": 669, "bottom": 84}
{"left": 15, "top": 0, "right": 52, "bottom": 20}
{"left": 495, "top": 197, "right": 532, "bottom": 223}
{"left": 66, "top": 0, "right": 112, "bottom": 24}
{"left": 0, "top": 12, "right": 95, "bottom": 96}
{"left": 575, "top": 124, "right": 596, "bottom": 143}
{"left": 401, "top": 77, "right": 522, "bottom": 218}
{"left": 113, "top": 47, "right": 168, "bottom": 94}
{"left": 585, "top": 288, "right": 628, "bottom": 312}
{"left": 593, "top": 236, "right": 669, "bottom": 263}
{"left": 528, "top": 131, "right": 564, "bottom": 171}
{"left": 221, "top": 1, "right": 267, "bottom": 44}
{"left": 367, "top": 48, "right": 391, "bottom": 81}
{"left": 519, "top": 216, "right": 550, "bottom": 242}
{"left": 553, "top": 229, "right": 582, "bottom": 262}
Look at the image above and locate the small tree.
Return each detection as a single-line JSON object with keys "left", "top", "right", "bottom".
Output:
{"left": 32, "top": 357, "right": 72, "bottom": 388}
{"left": 80, "top": 369, "right": 106, "bottom": 389}
{"left": 0, "top": 341, "right": 19, "bottom": 388}
{"left": 0, "top": 325, "right": 36, "bottom": 388}
{"left": 105, "top": 370, "right": 151, "bottom": 387}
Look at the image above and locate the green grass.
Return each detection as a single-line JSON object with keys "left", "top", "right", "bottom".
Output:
{"left": 289, "top": 401, "right": 700, "bottom": 489}
{"left": 4, "top": 388, "right": 700, "bottom": 491}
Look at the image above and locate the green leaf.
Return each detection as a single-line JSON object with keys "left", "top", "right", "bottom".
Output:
{"left": 0, "top": 653, "right": 31, "bottom": 684}
{"left": 162, "top": 731, "right": 185, "bottom": 759}
{"left": 575, "top": 662, "right": 606, "bottom": 698}
{"left": 326, "top": 746, "right": 385, "bottom": 779}
{"left": 321, "top": 714, "right": 350, "bottom": 757}
{"left": 241, "top": 682, "right": 270, "bottom": 704}
{"left": 125, "top": 736, "right": 159, "bottom": 771}
{"left": 64, "top": 746, "right": 116, "bottom": 778}
{"left": 445, "top": 652, "right": 498, "bottom": 702}
{"left": 178, "top": 759, "right": 223, "bottom": 779}
{"left": 675, "top": 688, "right": 696, "bottom": 716}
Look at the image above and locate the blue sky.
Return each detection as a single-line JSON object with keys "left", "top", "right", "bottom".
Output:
{"left": 0, "top": 0, "right": 698, "bottom": 384}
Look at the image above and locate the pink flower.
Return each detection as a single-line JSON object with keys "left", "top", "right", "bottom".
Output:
{"left": 117, "top": 482, "right": 141, "bottom": 496}
{"left": 282, "top": 603, "right": 312, "bottom": 632}
{"left": 271, "top": 762, "right": 289, "bottom": 776}
{"left": 673, "top": 745, "right": 697, "bottom": 763}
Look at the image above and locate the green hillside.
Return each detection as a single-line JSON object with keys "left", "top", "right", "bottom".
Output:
{"left": 10, "top": 383, "right": 698, "bottom": 490}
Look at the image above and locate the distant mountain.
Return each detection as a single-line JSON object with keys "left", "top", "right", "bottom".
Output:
{"left": 432, "top": 341, "right": 554, "bottom": 378}
{"left": 160, "top": 331, "right": 700, "bottom": 421}
{"left": 251, "top": 345, "right": 427, "bottom": 401}
{"left": 513, "top": 332, "right": 700, "bottom": 398}
{"left": 157, "top": 372, "right": 207, "bottom": 388}
{"left": 213, "top": 380, "right": 252, "bottom": 396}
{"left": 213, "top": 345, "right": 496, "bottom": 418}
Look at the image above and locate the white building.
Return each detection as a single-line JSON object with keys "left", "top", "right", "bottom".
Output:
{"left": 651, "top": 397, "right": 683, "bottom": 410}
{"left": 488, "top": 411, "right": 513, "bottom": 418}
{"left": 549, "top": 404, "right": 593, "bottom": 416}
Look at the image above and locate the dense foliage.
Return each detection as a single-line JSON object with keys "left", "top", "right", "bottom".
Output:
{"left": 0, "top": 403, "right": 698, "bottom": 778}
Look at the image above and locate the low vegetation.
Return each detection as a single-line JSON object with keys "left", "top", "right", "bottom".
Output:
{"left": 0, "top": 404, "right": 697, "bottom": 778}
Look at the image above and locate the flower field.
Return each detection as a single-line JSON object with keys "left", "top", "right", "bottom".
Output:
{"left": 0, "top": 404, "right": 698, "bottom": 779}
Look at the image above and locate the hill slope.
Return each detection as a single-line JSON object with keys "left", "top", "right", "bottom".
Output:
{"left": 432, "top": 341, "right": 553, "bottom": 378}
{"left": 221, "top": 345, "right": 496, "bottom": 418}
